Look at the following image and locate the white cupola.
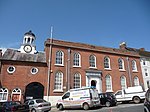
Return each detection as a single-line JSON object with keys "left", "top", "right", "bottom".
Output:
{"left": 20, "top": 30, "right": 37, "bottom": 54}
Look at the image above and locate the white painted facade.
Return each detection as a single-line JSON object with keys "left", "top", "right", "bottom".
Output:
{"left": 140, "top": 57, "right": 150, "bottom": 90}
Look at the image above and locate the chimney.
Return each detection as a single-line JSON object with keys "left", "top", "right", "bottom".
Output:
{"left": 139, "top": 48, "right": 145, "bottom": 51}
{"left": 119, "top": 42, "right": 127, "bottom": 50}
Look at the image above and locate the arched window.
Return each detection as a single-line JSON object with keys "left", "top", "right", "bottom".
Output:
{"left": 118, "top": 58, "right": 125, "bottom": 70}
{"left": 73, "top": 52, "right": 81, "bottom": 67}
{"left": 132, "top": 60, "right": 137, "bottom": 71}
{"left": 134, "top": 76, "right": 140, "bottom": 86}
{"left": 104, "top": 57, "right": 111, "bottom": 69}
{"left": 0, "top": 88, "right": 8, "bottom": 102}
{"left": 120, "top": 76, "right": 127, "bottom": 89}
{"left": 54, "top": 71, "right": 63, "bottom": 91}
{"left": 55, "top": 51, "right": 64, "bottom": 65}
{"left": 73, "top": 73, "right": 81, "bottom": 89}
{"left": 89, "top": 55, "right": 96, "bottom": 68}
{"left": 105, "top": 75, "right": 112, "bottom": 92}
{"left": 11, "top": 88, "right": 21, "bottom": 101}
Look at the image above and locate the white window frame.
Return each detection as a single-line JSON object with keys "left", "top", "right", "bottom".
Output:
{"left": 7, "top": 66, "right": 16, "bottom": 74}
{"left": 0, "top": 88, "right": 8, "bottom": 102}
{"left": 104, "top": 57, "right": 111, "bottom": 69}
{"left": 145, "top": 69, "right": 149, "bottom": 77}
{"left": 11, "top": 88, "right": 21, "bottom": 101}
{"left": 105, "top": 75, "right": 112, "bottom": 92}
{"left": 54, "top": 71, "right": 63, "bottom": 92}
{"left": 55, "top": 50, "right": 64, "bottom": 66}
{"left": 118, "top": 58, "right": 125, "bottom": 70}
{"left": 30, "top": 67, "right": 38, "bottom": 75}
{"left": 143, "top": 59, "right": 146, "bottom": 66}
{"left": 89, "top": 55, "right": 96, "bottom": 68}
{"left": 134, "top": 76, "right": 140, "bottom": 86}
{"left": 132, "top": 60, "right": 137, "bottom": 72}
{"left": 73, "top": 52, "right": 81, "bottom": 67}
{"left": 120, "top": 75, "right": 127, "bottom": 89}
{"left": 73, "top": 73, "right": 81, "bottom": 89}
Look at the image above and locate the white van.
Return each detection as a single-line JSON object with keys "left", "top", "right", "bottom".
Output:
{"left": 115, "top": 86, "right": 146, "bottom": 103}
{"left": 56, "top": 87, "right": 100, "bottom": 110}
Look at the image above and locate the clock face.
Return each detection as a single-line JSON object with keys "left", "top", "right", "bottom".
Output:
{"left": 24, "top": 45, "right": 32, "bottom": 53}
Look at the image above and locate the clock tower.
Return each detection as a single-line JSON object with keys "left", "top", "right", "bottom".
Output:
{"left": 20, "top": 30, "right": 37, "bottom": 54}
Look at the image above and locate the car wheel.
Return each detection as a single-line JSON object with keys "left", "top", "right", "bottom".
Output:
{"left": 31, "top": 109, "right": 36, "bottom": 112}
{"left": 133, "top": 96, "right": 140, "bottom": 104}
{"left": 59, "top": 104, "right": 64, "bottom": 111}
{"left": 144, "top": 106, "right": 149, "bottom": 112}
{"left": 105, "top": 101, "right": 111, "bottom": 107}
{"left": 83, "top": 103, "right": 89, "bottom": 110}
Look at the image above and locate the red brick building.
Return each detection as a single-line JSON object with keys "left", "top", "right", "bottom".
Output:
{"left": 0, "top": 31, "right": 48, "bottom": 102}
{"left": 44, "top": 39, "right": 143, "bottom": 104}
{"left": 0, "top": 31, "right": 144, "bottom": 105}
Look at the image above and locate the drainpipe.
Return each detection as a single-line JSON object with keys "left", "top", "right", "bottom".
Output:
{"left": 126, "top": 57, "right": 132, "bottom": 87}
{"left": 67, "top": 48, "right": 71, "bottom": 90}
{"left": 47, "top": 27, "right": 53, "bottom": 101}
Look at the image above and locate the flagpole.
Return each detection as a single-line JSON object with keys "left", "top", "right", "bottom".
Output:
{"left": 47, "top": 26, "right": 53, "bottom": 101}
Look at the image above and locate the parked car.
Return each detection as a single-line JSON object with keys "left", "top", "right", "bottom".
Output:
{"left": 99, "top": 92, "right": 117, "bottom": 107}
{"left": 25, "top": 99, "right": 51, "bottom": 112}
{"left": 56, "top": 87, "right": 100, "bottom": 110}
{"left": 144, "top": 88, "right": 150, "bottom": 112}
{"left": 0, "top": 101, "right": 30, "bottom": 112}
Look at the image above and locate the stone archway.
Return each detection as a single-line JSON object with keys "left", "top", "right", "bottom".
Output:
{"left": 25, "top": 82, "right": 44, "bottom": 101}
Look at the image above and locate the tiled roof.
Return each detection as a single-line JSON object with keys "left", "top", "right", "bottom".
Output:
{"left": 139, "top": 50, "right": 150, "bottom": 57}
{"left": 125, "top": 47, "right": 150, "bottom": 58}
{"left": 0, "top": 49, "right": 46, "bottom": 63}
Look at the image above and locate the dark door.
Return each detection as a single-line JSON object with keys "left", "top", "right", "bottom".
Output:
{"left": 25, "top": 82, "right": 44, "bottom": 101}
{"left": 91, "top": 80, "right": 96, "bottom": 88}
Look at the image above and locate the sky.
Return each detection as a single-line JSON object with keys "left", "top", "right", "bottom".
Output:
{"left": 0, "top": 0, "right": 150, "bottom": 52}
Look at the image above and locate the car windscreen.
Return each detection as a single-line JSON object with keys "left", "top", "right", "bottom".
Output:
{"left": 36, "top": 99, "right": 46, "bottom": 103}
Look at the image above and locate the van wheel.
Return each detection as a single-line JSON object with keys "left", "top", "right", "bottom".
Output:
{"left": 106, "top": 101, "right": 111, "bottom": 107}
{"left": 133, "top": 96, "right": 140, "bottom": 104}
{"left": 59, "top": 104, "right": 64, "bottom": 111}
{"left": 31, "top": 109, "right": 36, "bottom": 112}
{"left": 83, "top": 103, "right": 89, "bottom": 110}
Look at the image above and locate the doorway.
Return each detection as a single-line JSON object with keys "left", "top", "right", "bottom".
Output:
{"left": 25, "top": 82, "right": 44, "bottom": 101}
{"left": 91, "top": 80, "right": 97, "bottom": 88}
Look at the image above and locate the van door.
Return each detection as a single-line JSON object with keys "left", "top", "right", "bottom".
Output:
{"left": 62, "top": 92, "right": 70, "bottom": 108}
{"left": 115, "top": 90, "right": 123, "bottom": 101}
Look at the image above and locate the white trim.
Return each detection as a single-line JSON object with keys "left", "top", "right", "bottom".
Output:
{"left": 105, "top": 75, "right": 113, "bottom": 92}
{"left": 54, "top": 64, "right": 64, "bottom": 66}
{"left": 0, "top": 88, "right": 9, "bottom": 102}
{"left": 7, "top": 66, "right": 16, "bottom": 74}
{"left": 11, "top": 88, "right": 22, "bottom": 101}
{"left": 73, "top": 52, "right": 81, "bottom": 67}
{"left": 30, "top": 67, "right": 38, "bottom": 74}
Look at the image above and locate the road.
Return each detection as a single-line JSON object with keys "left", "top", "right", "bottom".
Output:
{"left": 51, "top": 103, "right": 144, "bottom": 112}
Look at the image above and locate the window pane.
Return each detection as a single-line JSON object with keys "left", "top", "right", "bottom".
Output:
{"left": 73, "top": 53, "right": 80, "bottom": 66}
{"left": 104, "top": 57, "right": 110, "bottom": 69}
{"left": 132, "top": 60, "right": 137, "bottom": 71}
{"left": 54, "top": 72, "right": 63, "bottom": 90}
{"left": 105, "top": 75, "right": 112, "bottom": 90}
{"left": 89, "top": 55, "right": 96, "bottom": 67}
{"left": 118, "top": 58, "right": 123, "bottom": 69}
{"left": 121, "top": 76, "right": 126, "bottom": 89}
{"left": 56, "top": 51, "right": 63, "bottom": 65}
{"left": 74, "top": 73, "right": 81, "bottom": 88}
{"left": 134, "top": 76, "right": 139, "bottom": 86}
